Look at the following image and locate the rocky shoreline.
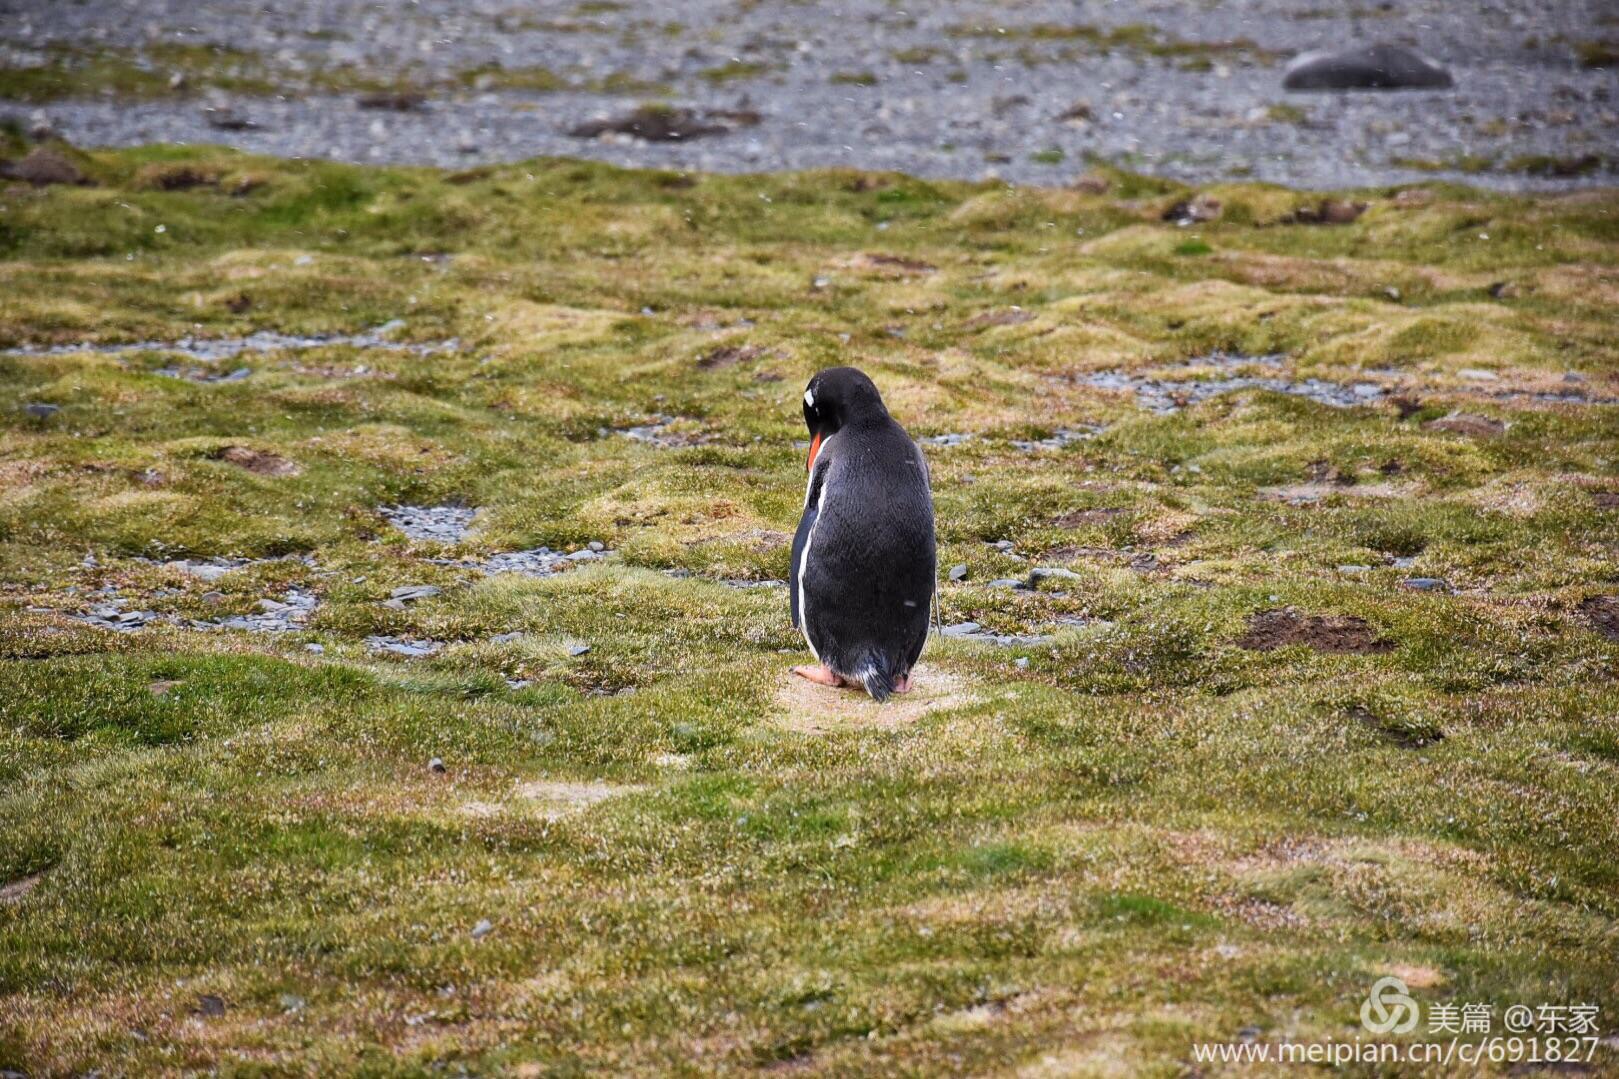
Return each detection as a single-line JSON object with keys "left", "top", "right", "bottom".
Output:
{"left": 3, "top": 0, "right": 1615, "bottom": 190}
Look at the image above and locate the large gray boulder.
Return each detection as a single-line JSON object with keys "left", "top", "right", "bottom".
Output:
{"left": 1283, "top": 44, "right": 1453, "bottom": 91}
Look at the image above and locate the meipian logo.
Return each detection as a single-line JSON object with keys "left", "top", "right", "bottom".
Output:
{"left": 1361, "top": 976, "right": 1420, "bottom": 1034}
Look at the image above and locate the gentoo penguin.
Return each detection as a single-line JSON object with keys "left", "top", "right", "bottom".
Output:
{"left": 790, "top": 366, "right": 936, "bottom": 701}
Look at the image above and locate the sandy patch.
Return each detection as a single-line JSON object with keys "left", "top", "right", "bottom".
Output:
{"left": 1, "top": 871, "right": 45, "bottom": 903}
{"left": 772, "top": 663, "right": 977, "bottom": 733}
{"left": 1260, "top": 481, "right": 1408, "bottom": 504}
{"left": 461, "top": 779, "right": 643, "bottom": 821}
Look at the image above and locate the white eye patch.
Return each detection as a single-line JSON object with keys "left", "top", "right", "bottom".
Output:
{"left": 804, "top": 388, "right": 815, "bottom": 408}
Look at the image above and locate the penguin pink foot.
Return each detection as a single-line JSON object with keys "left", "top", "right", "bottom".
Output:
{"left": 893, "top": 673, "right": 913, "bottom": 694}
{"left": 792, "top": 664, "right": 847, "bottom": 688}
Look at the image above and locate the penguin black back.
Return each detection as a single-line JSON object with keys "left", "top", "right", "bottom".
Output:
{"left": 791, "top": 367, "right": 936, "bottom": 701}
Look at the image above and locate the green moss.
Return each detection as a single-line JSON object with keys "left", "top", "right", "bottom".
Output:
{"left": 891, "top": 46, "right": 941, "bottom": 64}
{"left": 829, "top": 71, "right": 879, "bottom": 86}
{"left": 1574, "top": 39, "right": 1619, "bottom": 67}
{"left": 699, "top": 60, "right": 770, "bottom": 83}
{"left": 0, "top": 143, "right": 1616, "bottom": 1073}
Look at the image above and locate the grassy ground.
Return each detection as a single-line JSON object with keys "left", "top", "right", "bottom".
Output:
{"left": 1, "top": 139, "right": 1618, "bottom": 1075}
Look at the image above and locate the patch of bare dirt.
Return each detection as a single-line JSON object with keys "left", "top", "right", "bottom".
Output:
{"left": 463, "top": 780, "right": 643, "bottom": 821}
{"left": 134, "top": 163, "right": 219, "bottom": 191}
{"left": 1, "top": 148, "right": 91, "bottom": 187}
{"left": 1260, "top": 481, "right": 1406, "bottom": 505}
{"left": 1215, "top": 894, "right": 1310, "bottom": 930}
{"left": 965, "top": 308, "right": 1036, "bottom": 329}
{"left": 1424, "top": 411, "right": 1507, "bottom": 437}
{"left": 0, "top": 871, "right": 45, "bottom": 903}
{"left": 1053, "top": 507, "right": 1124, "bottom": 528}
{"left": 216, "top": 446, "right": 301, "bottom": 477}
{"left": 831, "top": 252, "right": 936, "bottom": 276}
{"left": 1580, "top": 596, "right": 1619, "bottom": 642}
{"left": 1591, "top": 492, "right": 1619, "bottom": 510}
{"left": 1284, "top": 198, "right": 1367, "bottom": 225}
{"left": 1236, "top": 609, "right": 1393, "bottom": 654}
{"left": 697, "top": 344, "right": 769, "bottom": 370}
{"left": 773, "top": 663, "right": 977, "bottom": 733}
{"left": 688, "top": 528, "right": 790, "bottom": 553}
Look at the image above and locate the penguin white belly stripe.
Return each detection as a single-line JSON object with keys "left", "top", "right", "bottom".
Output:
{"left": 797, "top": 439, "right": 832, "bottom": 661}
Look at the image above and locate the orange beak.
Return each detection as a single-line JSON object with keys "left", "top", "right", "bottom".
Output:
{"left": 806, "top": 431, "right": 822, "bottom": 473}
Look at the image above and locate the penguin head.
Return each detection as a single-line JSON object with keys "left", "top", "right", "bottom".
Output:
{"left": 801, "top": 366, "right": 887, "bottom": 471}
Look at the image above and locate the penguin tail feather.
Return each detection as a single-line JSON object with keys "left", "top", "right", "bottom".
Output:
{"left": 860, "top": 654, "right": 900, "bottom": 704}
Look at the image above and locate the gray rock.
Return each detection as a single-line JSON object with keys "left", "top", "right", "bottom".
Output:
{"left": 942, "top": 621, "right": 982, "bottom": 637}
{"left": 1030, "top": 566, "right": 1083, "bottom": 583}
{"left": 366, "top": 635, "right": 444, "bottom": 657}
{"left": 203, "top": 106, "right": 257, "bottom": 131}
{"left": 428, "top": 757, "right": 446, "bottom": 773}
{"left": 1403, "top": 577, "right": 1448, "bottom": 591}
{"left": 304, "top": 642, "right": 324, "bottom": 654}
{"left": 986, "top": 578, "right": 1027, "bottom": 589}
{"left": 588, "top": 540, "right": 606, "bottom": 552}
{"left": 389, "top": 584, "right": 442, "bottom": 602}
{"left": 567, "top": 644, "right": 591, "bottom": 657}
{"left": 948, "top": 563, "right": 969, "bottom": 582}
{"left": 1283, "top": 44, "right": 1453, "bottom": 92}
{"left": 490, "top": 631, "right": 523, "bottom": 644}
{"left": 23, "top": 402, "right": 60, "bottom": 419}
{"left": 470, "top": 919, "right": 494, "bottom": 939}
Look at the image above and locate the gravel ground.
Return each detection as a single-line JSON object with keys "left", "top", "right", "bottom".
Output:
{"left": 2, "top": 0, "right": 1616, "bottom": 189}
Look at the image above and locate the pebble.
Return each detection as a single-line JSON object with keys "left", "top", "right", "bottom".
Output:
{"left": 381, "top": 504, "right": 477, "bottom": 543}
{"left": 201, "top": 589, "right": 318, "bottom": 633}
{"left": 489, "top": 631, "right": 523, "bottom": 644}
{"left": 2, "top": 324, "right": 457, "bottom": 364}
{"left": 588, "top": 540, "right": 606, "bottom": 552}
{"left": 366, "top": 635, "right": 444, "bottom": 657}
{"left": 1030, "top": 566, "right": 1083, "bottom": 583}
{"left": 388, "top": 584, "right": 442, "bottom": 602}
{"left": 986, "top": 578, "right": 1028, "bottom": 590}
{"left": 23, "top": 403, "right": 60, "bottom": 419}
{"left": 1009, "top": 427, "right": 1100, "bottom": 452}
{"left": 428, "top": 757, "right": 446, "bottom": 773}
{"left": 567, "top": 644, "right": 591, "bottom": 657}
{"left": 1085, "top": 353, "right": 1387, "bottom": 413}
{"left": 1403, "top": 577, "right": 1449, "bottom": 591}
{"left": 304, "top": 643, "right": 324, "bottom": 654}
{"left": 948, "top": 563, "right": 969, "bottom": 582}
{"left": 470, "top": 919, "right": 494, "bottom": 939}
